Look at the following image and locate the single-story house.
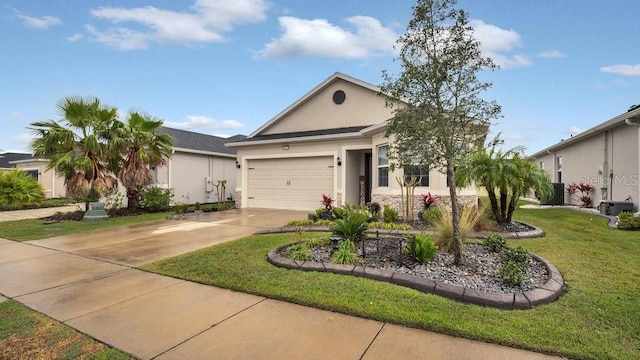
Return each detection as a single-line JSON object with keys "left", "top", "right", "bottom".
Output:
{"left": 154, "top": 127, "right": 245, "bottom": 204}
{"left": 8, "top": 128, "right": 243, "bottom": 204}
{"left": 530, "top": 105, "right": 640, "bottom": 212}
{"left": 226, "top": 72, "right": 479, "bottom": 213}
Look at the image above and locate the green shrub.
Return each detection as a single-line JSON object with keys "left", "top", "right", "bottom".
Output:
{"left": 286, "top": 243, "right": 311, "bottom": 261}
{"left": 305, "top": 237, "right": 330, "bottom": 248}
{"left": 433, "top": 206, "right": 484, "bottom": 254}
{"left": 193, "top": 202, "right": 201, "bottom": 211}
{"left": 405, "top": 233, "right": 438, "bottom": 263}
{"left": 314, "top": 219, "right": 335, "bottom": 227}
{"left": 499, "top": 247, "right": 530, "bottom": 286}
{"left": 0, "top": 169, "right": 44, "bottom": 207}
{"left": 383, "top": 205, "right": 399, "bottom": 223}
{"left": 421, "top": 207, "right": 442, "bottom": 227}
{"left": 483, "top": 233, "right": 506, "bottom": 252}
{"left": 368, "top": 222, "right": 413, "bottom": 230}
{"left": 173, "top": 203, "right": 188, "bottom": 214}
{"left": 617, "top": 211, "right": 640, "bottom": 230}
{"left": 331, "top": 212, "right": 368, "bottom": 242}
{"left": 139, "top": 186, "right": 173, "bottom": 212}
{"left": 286, "top": 219, "right": 314, "bottom": 227}
{"left": 332, "top": 207, "right": 348, "bottom": 220}
{"left": 330, "top": 240, "right": 358, "bottom": 264}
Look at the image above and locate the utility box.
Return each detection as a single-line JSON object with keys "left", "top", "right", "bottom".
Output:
{"left": 600, "top": 201, "right": 634, "bottom": 216}
{"left": 541, "top": 183, "right": 564, "bottom": 205}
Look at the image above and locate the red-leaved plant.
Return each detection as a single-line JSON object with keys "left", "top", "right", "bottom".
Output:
{"left": 321, "top": 194, "right": 333, "bottom": 212}
{"left": 421, "top": 192, "right": 439, "bottom": 210}
{"left": 566, "top": 182, "right": 593, "bottom": 207}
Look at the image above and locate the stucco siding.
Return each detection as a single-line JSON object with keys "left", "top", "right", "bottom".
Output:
{"left": 168, "top": 151, "right": 236, "bottom": 204}
{"left": 261, "top": 79, "right": 393, "bottom": 135}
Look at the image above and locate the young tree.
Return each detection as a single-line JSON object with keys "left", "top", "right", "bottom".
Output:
{"left": 30, "top": 96, "right": 119, "bottom": 208}
{"left": 110, "top": 112, "right": 174, "bottom": 209}
{"left": 381, "top": 0, "right": 501, "bottom": 264}
{"left": 456, "top": 140, "right": 553, "bottom": 225}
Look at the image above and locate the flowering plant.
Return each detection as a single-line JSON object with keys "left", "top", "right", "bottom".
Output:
{"left": 321, "top": 194, "right": 333, "bottom": 212}
{"left": 421, "top": 192, "right": 439, "bottom": 210}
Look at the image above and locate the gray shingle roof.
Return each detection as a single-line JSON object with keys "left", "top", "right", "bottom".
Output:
{"left": 0, "top": 152, "right": 34, "bottom": 168}
{"left": 157, "top": 127, "right": 245, "bottom": 155}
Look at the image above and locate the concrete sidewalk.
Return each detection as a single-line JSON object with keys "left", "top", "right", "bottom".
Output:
{"left": 0, "top": 204, "right": 83, "bottom": 222}
{"left": 0, "top": 209, "right": 564, "bottom": 359}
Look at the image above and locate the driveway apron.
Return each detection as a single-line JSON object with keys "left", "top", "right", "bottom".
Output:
{"left": 0, "top": 209, "right": 562, "bottom": 359}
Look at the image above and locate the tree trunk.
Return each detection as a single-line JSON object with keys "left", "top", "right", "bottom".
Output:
{"left": 447, "top": 165, "right": 463, "bottom": 265}
{"left": 127, "top": 187, "right": 140, "bottom": 209}
{"left": 487, "top": 189, "right": 502, "bottom": 224}
{"left": 506, "top": 191, "right": 519, "bottom": 223}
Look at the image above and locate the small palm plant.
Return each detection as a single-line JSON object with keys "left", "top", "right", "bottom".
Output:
{"left": 0, "top": 169, "right": 44, "bottom": 207}
{"left": 330, "top": 211, "right": 368, "bottom": 242}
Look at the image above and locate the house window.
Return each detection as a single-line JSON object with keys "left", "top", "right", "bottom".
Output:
{"left": 404, "top": 165, "right": 429, "bottom": 186}
{"left": 556, "top": 156, "right": 562, "bottom": 183}
{"left": 377, "top": 145, "right": 389, "bottom": 187}
{"left": 539, "top": 161, "right": 544, "bottom": 170}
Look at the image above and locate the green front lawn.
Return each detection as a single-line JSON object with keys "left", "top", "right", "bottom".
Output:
{"left": 141, "top": 208, "right": 640, "bottom": 360}
{"left": 0, "top": 212, "right": 171, "bottom": 241}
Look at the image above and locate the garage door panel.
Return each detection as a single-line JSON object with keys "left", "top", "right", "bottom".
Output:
{"left": 247, "top": 157, "right": 334, "bottom": 210}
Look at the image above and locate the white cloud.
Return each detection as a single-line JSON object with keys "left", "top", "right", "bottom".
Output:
{"left": 164, "top": 115, "right": 245, "bottom": 131}
{"left": 256, "top": 16, "right": 397, "bottom": 59}
{"left": 538, "top": 49, "right": 566, "bottom": 59}
{"left": 86, "top": 0, "right": 269, "bottom": 50}
{"left": 471, "top": 19, "right": 530, "bottom": 69}
{"left": 15, "top": 14, "right": 62, "bottom": 29}
{"left": 66, "top": 33, "right": 84, "bottom": 42}
{"left": 600, "top": 64, "right": 640, "bottom": 77}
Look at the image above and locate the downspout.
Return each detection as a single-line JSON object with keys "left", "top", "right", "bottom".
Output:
{"left": 625, "top": 117, "right": 640, "bottom": 212}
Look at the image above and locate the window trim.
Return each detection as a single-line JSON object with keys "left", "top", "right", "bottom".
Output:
{"left": 403, "top": 164, "right": 429, "bottom": 187}
{"left": 377, "top": 144, "right": 389, "bottom": 187}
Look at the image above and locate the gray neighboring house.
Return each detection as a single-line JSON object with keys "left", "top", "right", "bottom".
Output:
{"left": 531, "top": 105, "right": 640, "bottom": 212}
{"left": 156, "top": 127, "right": 245, "bottom": 204}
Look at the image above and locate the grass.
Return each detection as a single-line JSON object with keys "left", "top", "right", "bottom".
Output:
{"left": 0, "top": 198, "right": 79, "bottom": 211}
{"left": 0, "top": 300, "right": 132, "bottom": 359}
{"left": 141, "top": 207, "right": 640, "bottom": 360}
{"left": 0, "top": 212, "right": 171, "bottom": 241}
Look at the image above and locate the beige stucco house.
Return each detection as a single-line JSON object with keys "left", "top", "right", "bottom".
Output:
{"left": 531, "top": 105, "right": 640, "bottom": 212}
{"left": 10, "top": 127, "right": 242, "bottom": 205}
{"left": 226, "top": 72, "right": 479, "bottom": 213}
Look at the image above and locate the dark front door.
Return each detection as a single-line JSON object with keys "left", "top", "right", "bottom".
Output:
{"left": 364, "top": 153, "right": 372, "bottom": 203}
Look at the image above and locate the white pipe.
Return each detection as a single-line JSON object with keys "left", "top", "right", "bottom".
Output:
{"left": 625, "top": 117, "right": 640, "bottom": 213}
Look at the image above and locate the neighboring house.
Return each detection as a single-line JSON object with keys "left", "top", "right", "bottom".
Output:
{"left": 8, "top": 153, "right": 67, "bottom": 199}
{"left": 531, "top": 105, "right": 640, "bottom": 211}
{"left": 155, "top": 127, "right": 245, "bottom": 204}
{"left": 226, "top": 72, "right": 479, "bottom": 213}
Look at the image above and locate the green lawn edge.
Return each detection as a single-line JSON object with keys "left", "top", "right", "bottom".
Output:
{"left": 140, "top": 208, "right": 640, "bottom": 360}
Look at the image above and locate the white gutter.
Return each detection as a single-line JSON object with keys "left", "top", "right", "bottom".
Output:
{"left": 226, "top": 132, "right": 364, "bottom": 148}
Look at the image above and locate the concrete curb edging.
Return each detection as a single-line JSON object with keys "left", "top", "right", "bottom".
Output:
{"left": 267, "top": 244, "right": 564, "bottom": 310}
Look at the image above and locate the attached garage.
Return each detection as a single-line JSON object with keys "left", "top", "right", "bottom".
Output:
{"left": 246, "top": 156, "right": 334, "bottom": 210}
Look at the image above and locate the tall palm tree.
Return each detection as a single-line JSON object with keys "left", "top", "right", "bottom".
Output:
{"left": 111, "top": 112, "right": 174, "bottom": 209}
{"left": 457, "top": 142, "right": 553, "bottom": 225}
{"left": 30, "top": 96, "right": 119, "bottom": 207}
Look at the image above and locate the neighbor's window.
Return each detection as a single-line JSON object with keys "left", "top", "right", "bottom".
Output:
{"left": 539, "top": 161, "right": 544, "bottom": 170}
{"left": 404, "top": 165, "right": 429, "bottom": 186}
{"left": 377, "top": 145, "right": 389, "bottom": 187}
{"left": 556, "top": 156, "right": 562, "bottom": 183}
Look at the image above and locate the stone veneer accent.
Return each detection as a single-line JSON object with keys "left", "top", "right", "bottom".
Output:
{"left": 234, "top": 191, "right": 242, "bottom": 208}
{"left": 371, "top": 194, "right": 477, "bottom": 219}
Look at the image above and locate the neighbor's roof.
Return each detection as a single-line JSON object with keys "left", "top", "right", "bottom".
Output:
{"left": 530, "top": 105, "right": 640, "bottom": 158}
{"left": 157, "top": 127, "right": 245, "bottom": 156}
{"left": 0, "top": 152, "right": 34, "bottom": 168}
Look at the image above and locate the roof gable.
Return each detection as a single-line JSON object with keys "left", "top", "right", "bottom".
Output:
{"left": 250, "top": 72, "right": 394, "bottom": 138}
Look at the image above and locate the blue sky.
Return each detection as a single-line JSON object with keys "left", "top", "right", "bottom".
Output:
{"left": 1, "top": 0, "right": 639, "bottom": 155}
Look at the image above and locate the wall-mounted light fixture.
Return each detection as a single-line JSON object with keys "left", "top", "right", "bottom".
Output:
{"left": 282, "top": 145, "right": 290, "bottom": 150}
{"left": 235, "top": 160, "right": 241, "bottom": 169}
{"left": 337, "top": 157, "right": 342, "bottom": 166}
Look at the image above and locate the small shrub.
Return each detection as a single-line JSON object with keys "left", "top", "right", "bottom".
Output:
{"left": 330, "top": 240, "right": 358, "bottom": 264}
{"left": 0, "top": 169, "right": 44, "bottom": 207}
{"left": 433, "top": 206, "right": 483, "bottom": 254}
{"left": 483, "top": 233, "right": 506, "bottom": 252}
{"left": 383, "top": 205, "right": 399, "bottom": 223}
{"left": 405, "top": 233, "right": 438, "bottom": 263}
{"left": 139, "top": 186, "right": 173, "bottom": 212}
{"left": 616, "top": 211, "right": 640, "bottom": 230}
{"left": 367, "top": 202, "right": 381, "bottom": 218}
{"left": 421, "top": 192, "right": 439, "bottom": 210}
{"left": 286, "top": 243, "right": 311, "bottom": 261}
{"left": 421, "top": 207, "right": 442, "bottom": 227}
{"left": 332, "top": 207, "right": 348, "bottom": 220}
{"left": 193, "top": 202, "right": 201, "bottom": 211}
{"left": 331, "top": 212, "right": 368, "bottom": 242}
{"left": 368, "top": 222, "right": 413, "bottom": 230}
{"left": 286, "top": 219, "right": 314, "bottom": 227}
{"left": 305, "top": 237, "right": 330, "bottom": 248}
{"left": 499, "top": 247, "right": 530, "bottom": 286}
{"left": 314, "top": 219, "right": 335, "bottom": 227}
{"left": 173, "top": 203, "right": 188, "bottom": 214}
{"left": 101, "top": 188, "right": 124, "bottom": 211}
{"left": 321, "top": 194, "right": 333, "bottom": 211}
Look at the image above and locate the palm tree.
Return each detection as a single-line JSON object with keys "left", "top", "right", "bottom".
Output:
{"left": 111, "top": 112, "right": 174, "bottom": 209}
{"left": 457, "top": 142, "right": 553, "bottom": 225}
{"left": 29, "top": 96, "right": 119, "bottom": 208}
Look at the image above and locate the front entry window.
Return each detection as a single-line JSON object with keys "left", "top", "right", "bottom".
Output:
{"left": 404, "top": 165, "right": 429, "bottom": 186}
{"left": 377, "top": 145, "right": 389, "bottom": 187}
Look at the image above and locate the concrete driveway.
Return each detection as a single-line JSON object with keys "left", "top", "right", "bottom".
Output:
{"left": 28, "top": 208, "right": 308, "bottom": 267}
{"left": 0, "top": 208, "right": 563, "bottom": 360}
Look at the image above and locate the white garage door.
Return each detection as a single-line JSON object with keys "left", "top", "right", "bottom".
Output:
{"left": 247, "top": 157, "right": 334, "bottom": 210}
